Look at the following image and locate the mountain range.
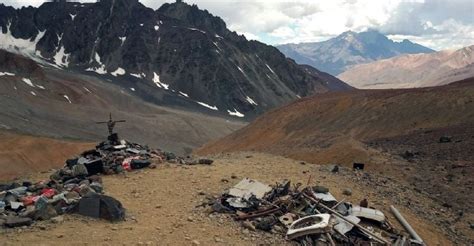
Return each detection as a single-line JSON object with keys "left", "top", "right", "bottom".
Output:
{"left": 0, "top": 0, "right": 350, "bottom": 120}
{"left": 277, "top": 30, "right": 435, "bottom": 75}
{"left": 338, "top": 45, "right": 474, "bottom": 89}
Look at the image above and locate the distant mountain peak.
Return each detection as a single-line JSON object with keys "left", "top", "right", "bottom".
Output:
{"left": 277, "top": 30, "right": 434, "bottom": 75}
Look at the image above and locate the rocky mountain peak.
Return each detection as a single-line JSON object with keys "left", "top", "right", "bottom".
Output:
{"left": 157, "top": 0, "right": 229, "bottom": 36}
{"left": 277, "top": 30, "right": 435, "bottom": 75}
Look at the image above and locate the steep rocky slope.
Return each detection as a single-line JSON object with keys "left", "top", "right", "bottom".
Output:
{"left": 277, "top": 30, "right": 434, "bottom": 75}
{"left": 338, "top": 45, "right": 474, "bottom": 89}
{"left": 0, "top": 0, "right": 350, "bottom": 119}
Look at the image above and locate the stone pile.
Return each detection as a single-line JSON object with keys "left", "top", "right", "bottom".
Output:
{"left": 0, "top": 133, "right": 212, "bottom": 228}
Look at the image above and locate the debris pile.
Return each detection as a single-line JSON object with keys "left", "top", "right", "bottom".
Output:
{"left": 207, "top": 178, "right": 423, "bottom": 245}
{"left": 0, "top": 132, "right": 212, "bottom": 228}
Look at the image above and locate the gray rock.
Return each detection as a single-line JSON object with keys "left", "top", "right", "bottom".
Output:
{"left": 313, "top": 186, "right": 329, "bottom": 193}
{"left": 342, "top": 188, "right": 352, "bottom": 196}
{"left": 5, "top": 217, "right": 33, "bottom": 228}
{"left": 241, "top": 221, "right": 256, "bottom": 231}
{"left": 72, "top": 164, "right": 88, "bottom": 177}
{"left": 214, "top": 237, "right": 224, "bottom": 243}
{"left": 51, "top": 216, "right": 64, "bottom": 224}
{"left": 90, "top": 182, "right": 103, "bottom": 193}
{"left": 34, "top": 205, "right": 57, "bottom": 221}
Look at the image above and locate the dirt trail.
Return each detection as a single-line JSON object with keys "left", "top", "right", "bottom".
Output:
{"left": 1, "top": 152, "right": 451, "bottom": 245}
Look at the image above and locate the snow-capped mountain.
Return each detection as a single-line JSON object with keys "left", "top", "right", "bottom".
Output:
{"left": 338, "top": 45, "right": 474, "bottom": 89}
{"left": 0, "top": 0, "right": 351, "bottom": 119}
{"left": 277, "top": 30, "right": 434, "bottom": 75}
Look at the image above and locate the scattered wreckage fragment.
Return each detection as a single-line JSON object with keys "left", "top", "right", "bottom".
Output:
{"left": 286, "top": 214, "right": 332, "bottom": 240}
{"left": 390, "top": 205, "right": 425, "bottom": 245}
{"left": 207, "top": 178, "right": 419, "bottom": 245}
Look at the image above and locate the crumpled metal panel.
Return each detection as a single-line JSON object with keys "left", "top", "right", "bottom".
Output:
{"left": 228, "top": 178, "right": 272, "bottom": 199}
{"left": 350, "top": 206, "right": 385, "bottom": 222}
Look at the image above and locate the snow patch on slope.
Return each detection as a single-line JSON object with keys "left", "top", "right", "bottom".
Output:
{"left": 119, "top": 36, "right": 126, "bottom": 45}
{"left": 63, "top": 95, "right": 72, "bottom": 103}
{"left": 53, "top": 46, "right": 70, "bottom": 67}
{"left": 237, "top": 66, "right": 246, "bottom": 76}
{"left": 179, "top": 91, "right": 189, "bottom": 98}
{"left": 265, "top": 64, "right": 277, "bottom": 76}
{"left": 227, "top": 108, "right": 244, "bottom": 117}
{"left": 0, "top": 72, "right": 15, "bottom": 76}
{"left": 245, "top": 96, "right": 258, "bottom": 105}
{"left": 197, "top": 101, "right": 218, "bottom": 111}
{"left": 187, "top": 28, "right": 206, "bottom": 34}
{"left": 131, "top": 73, "right": 146, "bottom": 79}
{"left": 86, "top": 52, "right": 107, "bottom": 74}
{"left": 111, "top": 67, "right": 126, "bottom": 76}
{"left": 152, "top": 72, "right": 169, "bottom": 90}
{"left": 0, "top": 23, "right": 46, "bottom": 63}
{"left": 22, "top": 78, "right": 45, "bottom": 89}
{"left": 22, "top": 78, "right": 35, "bottom": 87}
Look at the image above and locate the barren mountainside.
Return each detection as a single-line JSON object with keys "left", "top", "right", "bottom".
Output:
{"left": 0, "top": 50, "right": 244, "bottom": 155}
{"left": 338, "top": 45, "right": 474, "bottom": 89}
{"left": 197, "top": 78, "right": 474, "bottom": 158}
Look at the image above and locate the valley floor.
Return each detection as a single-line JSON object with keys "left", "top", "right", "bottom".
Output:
{"left": 0, "top": 152, "right": 453, "bottom": 245}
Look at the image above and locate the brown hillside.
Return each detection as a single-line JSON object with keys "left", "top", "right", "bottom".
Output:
{"left": 197, "top": 78, "right": 474, "bottom": 165}
{"left": 0, "top": 131, "right": 94, "bottom": 181}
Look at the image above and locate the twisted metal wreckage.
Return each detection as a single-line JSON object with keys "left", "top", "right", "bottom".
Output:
{"left": 206, "top": 178, "right": 425, "bottom": 245}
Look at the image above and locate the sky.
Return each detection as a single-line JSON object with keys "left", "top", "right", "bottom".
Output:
{"left": 2, "top": 0, "right": 473, "bottom": 50}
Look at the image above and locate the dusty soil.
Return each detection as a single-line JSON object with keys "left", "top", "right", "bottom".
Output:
{"left": 0, "top": 152, "right": 452, "bottom": 245}
{"left": 0, "top": 131, "right": 95, "bottom": 181}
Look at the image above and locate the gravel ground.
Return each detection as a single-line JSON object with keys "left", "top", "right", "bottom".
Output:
{"left": 0, "top": 152, "right": 453, "bottom": 245}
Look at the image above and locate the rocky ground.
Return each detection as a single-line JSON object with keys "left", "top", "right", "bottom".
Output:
{"left": 367, "top": 124, "right": 474, "bottom": 244}
{"left": 0, "top": 152, "right": 453, "bottom": 245}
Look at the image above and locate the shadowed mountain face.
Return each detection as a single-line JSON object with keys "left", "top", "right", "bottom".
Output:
{"left": 0, "top": 0, "right": 351, "bottom": 119}
{"left": 277, "top": 30, "right": 434, "bottom": 75}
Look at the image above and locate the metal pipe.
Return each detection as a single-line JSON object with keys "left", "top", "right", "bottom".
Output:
{"left": 390, "top": 205, "right": 424, "bottom": 245}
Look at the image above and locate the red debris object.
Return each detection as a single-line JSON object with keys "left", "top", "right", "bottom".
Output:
{"left": 122, "top": 156, "right": 140, "bottom": 171}
{"left": 41, "top": 188, "right": 56, "bottom": 198}
{"left": 21, "top": 196, "right": 38, "bottom": 206}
